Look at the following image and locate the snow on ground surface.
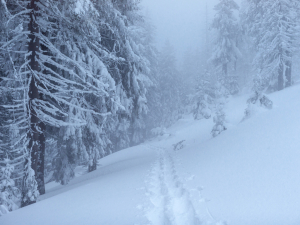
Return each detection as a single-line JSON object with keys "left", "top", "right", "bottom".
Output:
{"left": 1, "top": 85, "right": 300, "bottom": 225}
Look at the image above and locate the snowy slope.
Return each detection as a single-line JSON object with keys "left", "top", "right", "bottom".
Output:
{"left": 176, "top": 86, "right": 300, "bottom": 225}
{"left": 1, "top": 85, "right": 300, "bottom": 225}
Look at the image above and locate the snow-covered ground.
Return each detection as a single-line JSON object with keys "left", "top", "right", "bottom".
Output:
{"left": 1, "top": 85, "right": 300, "bottom": 225}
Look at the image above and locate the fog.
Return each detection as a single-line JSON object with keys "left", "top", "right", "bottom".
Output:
{"left": 141, "top": 0, "right": 241, "bottom": 62}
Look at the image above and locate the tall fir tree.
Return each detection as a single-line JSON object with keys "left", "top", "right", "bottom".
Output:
{"left": 211, "top": 0, "right": 241, "bottom": 94}
{"left": 157, "top": 41, "right": 184, "bottom": 128}
{"left": 241, "top": 0, "right": 299, "bottom": 92}
{"left": 193, "top": 73, "right": 214, "bottom": 120}
{"left": 0, "top": 163, "right": 20, "bottom": 215}
{"left": 1, "top": 0, "right": 119, "bottom": 204}
{"left": 0, "top": 0, "right": 155, "bottom": 210}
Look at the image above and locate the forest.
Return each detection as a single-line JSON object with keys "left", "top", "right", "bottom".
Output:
{"left": 1, "top": 0, "right": 300, "bottom": 223}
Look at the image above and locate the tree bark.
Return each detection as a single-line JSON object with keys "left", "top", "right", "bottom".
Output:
{"left": 88, "top": 157, "right": 97, "bottom": 172}
{"left": 37, "top": 120, "right": 46, "bottom": 195}
{"left": 285, "top": 60, "right": 292, "bottom": 87}
{"left": 222, "top": 63, "right": 228, "bottom": 77}
{"left": 24, "top": 0, "right": 45, "bottom": 203}
{"left": 278, "top": 62, "right": 284, "bottom": 91}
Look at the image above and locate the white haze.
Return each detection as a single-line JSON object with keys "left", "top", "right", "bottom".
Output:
{"left": 141, "top": 0, "right": 242, "bottom": 63}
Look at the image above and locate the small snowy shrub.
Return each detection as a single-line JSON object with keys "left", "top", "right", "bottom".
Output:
{"left": 243, "top": 91, "right": 273, "bottom": 120}
{"left": 21, "top": 160, "right": 39, "bottom": 206}
{"left": 0, "top": 164, "right": 20, "bottom": 215}
{"left": 226, "top": 76, "right": 239, "bottom": 95}
{"left": 211, "top": 81, "right": 228, "bottom": 137}
{"left": 193, "top": 79, "right": 214, "bottom": 120}
{"left": 151, "top": 127, "right": 167, "bottom": 136}
{"left": 194, "top": 96, "right": 212, "bottom": 120}
{"left": 211, "top": 108, "right": 227, "bottom": 137}
{"left": 173, "top": 140, "right": 185, "bottom": 151}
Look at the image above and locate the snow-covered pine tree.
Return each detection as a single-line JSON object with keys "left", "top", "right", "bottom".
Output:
{"left": 211, "top": 106, "right": 227, "bottom": 137}
{"left": 1, "top": 0, "right": 156, "bottom": 192}
{"left": 43, "top": 0, "right": 120, "bottom": 180}
{"left": 44, "top": 138, "right": 56, "bottom": 184}
{"left": 21, "top": 158, "right": 39, "bottom": 207}
{"left": 0, "top": 1, "right": 23, "bottom": 189}
{"left": 0, "top": 0, "right": 119, "bottom": 203}
{"left": 90, "top": 0, "right": 128, "bottom": 151}
{"left": 53, "top": 97, "right": 85, "bottom": 184}
{"left": 0, "top": 0, "right": 39, "bottom": 206}
{"left": 157, "top": 41, "right": 184, "bottom": 128}
{"left": 211, "top": 82, "right": 227, "bottom": 137}
{"left": 181, "top": 48, "right": 206, "bottom": 112}
{"left": 242, "top": 77, "right": 273, "bottom": 121}
{"left": 242, "top": 0, "right": 299, "bottom": 91}
{"left": 133, "top": 14, "right": 159, "bottom": 140}
{"left": 243, "top": 90, "right": 273, "bottom": 121}
{"left": 193, "top": 73, "right": 214, "bottom": 120}
{"left": 211, "top": 0, "right": 241, "bottom": 94}
{"left": 0, "top": 2, "right": 28, "bottom": 208}
{"left": 181, "top": 49, "right": 200, "bottom": 96}
{"left": 94, "top": 0, "right": 152, "bottom": 149}
{"left": 0, "top": 163, "right": 20, "bottom": 215}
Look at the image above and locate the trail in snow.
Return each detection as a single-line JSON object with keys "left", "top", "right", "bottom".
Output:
{"left": 144, "top": 145, "right": 202, "bottom": 225}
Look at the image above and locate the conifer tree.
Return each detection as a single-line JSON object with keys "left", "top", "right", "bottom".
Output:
{"left": 94, "top": 0, "right": 153, "bottom": 148}
{"left": 211, "top": 83, "right": 227, "bottom": 137}
{"left": 1, "top": 1, "right": 155, "bottom": 203}
{"left": 242, "top": 0, "right": 299, "bottom": 91}
{"left": 243, "top": 91, "right": 273, "bottom": 121}
{"left": 0, "top": 163, "right": 20, "bottom": 215}
{"left": 193, "top": 74, "right": 214, "bottom": 120}
{"left": 211, "top": 0, "right": 241, "bottom": 94}
{"left": 1, "top": 0, "right": 119, "bottom": 202}
{"left": 157, "top": 41, "right": 183, "bottom": 128}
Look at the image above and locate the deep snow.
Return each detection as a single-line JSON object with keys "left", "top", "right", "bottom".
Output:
{"left": 1, "top": 85, "right": 300, "bottom": 225}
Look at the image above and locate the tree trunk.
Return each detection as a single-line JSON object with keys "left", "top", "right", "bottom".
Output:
{"left": 285, "top": 60, "right": 292, "bottom": 87}
{"left": 37, "top": 120, "right": 46, "bottom": 195}
{"left": 88, "top": 157, "right": 97, "bottom": 172}
{"left": 25, "top": 0, "right": 45, "bottom": 202}
{"left": 222, "top": 63, "right": 228, "bottom": 77}
{"left": 278, "top": 62, "right": 284, "bottom": 91}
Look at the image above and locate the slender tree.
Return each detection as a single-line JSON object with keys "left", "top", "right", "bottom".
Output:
{"left": 156, "top": 41, "right": 184, "bottom": 128}
{"left": 193, "top": 73, "right": 214, "bottom": 120}
{"left": 0, "top": 163, "right": 20, "bottom": 215}
{"left": 211, "top": 82, "right": 227, "bottom": 137}
{"left": 242, "top": 0, "right": 299, "bottom": 91}
{"left": 27, "top": 0, "right": 46, "bottom": 196}
{"left": 1, "top": 0, "right": 119, "bottom": 202}
{"left": 211, "top": 0, "right": 240, "bottom": 77}
{"left": 211, "top": 0, "right": 241, "bottom": 94}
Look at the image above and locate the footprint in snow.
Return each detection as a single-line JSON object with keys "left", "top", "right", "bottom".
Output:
{"left": 143, "top": 145, "right": 202, "bottom": 225}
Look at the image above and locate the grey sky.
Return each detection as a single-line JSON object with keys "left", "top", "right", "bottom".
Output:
{"left": 141, "top": 0, "right": 216, "bottom": 59}
{"left": 141, "top": 0, "right": 241, "bottom": 62}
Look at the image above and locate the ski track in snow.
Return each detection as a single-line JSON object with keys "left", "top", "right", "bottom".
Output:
{"left": 144, "top": 145, "right": 202, "bottom": 225}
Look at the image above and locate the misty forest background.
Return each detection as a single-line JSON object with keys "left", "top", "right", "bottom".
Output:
{"left": 1, "top": 0, "right": 300, "bottom": 214}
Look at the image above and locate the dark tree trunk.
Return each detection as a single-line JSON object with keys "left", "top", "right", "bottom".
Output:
{"left": 285, "top": 60, "right": 292, "bottom": 87}
{"left": 234, "top": 60, "right": 237, "bottom": 72}
{"left": 278, "top": 62, "right": 284, "bottom": 91}
{"left": 222, "top": 63, "right": 228, "bottom": 77}
{"left": 22, "top": 0, "right": 45, "bottom": 207}
{"left": 88, "top": 157, "right": 97, "bottom": 172}
{"left": 37, "top": 120, "right": 46, "bottom": 195}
